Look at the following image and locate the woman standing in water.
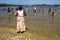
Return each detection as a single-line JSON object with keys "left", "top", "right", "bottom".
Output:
{"left": 15, "top": 6, "right": 27, "bottom": 33}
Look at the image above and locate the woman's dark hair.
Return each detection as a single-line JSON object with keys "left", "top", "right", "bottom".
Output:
{"left": 18, "top": 6, "right": 23, "bottom": 10}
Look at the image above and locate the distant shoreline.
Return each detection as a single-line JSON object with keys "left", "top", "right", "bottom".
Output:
{"left": 0, "top": 4, "right": 60, "bottom": 6}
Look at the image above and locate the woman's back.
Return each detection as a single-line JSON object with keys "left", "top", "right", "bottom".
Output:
{"left": 18, "top": 10, "right": 24, "bottom": 17}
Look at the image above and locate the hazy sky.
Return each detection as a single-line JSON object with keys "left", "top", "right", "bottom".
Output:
{"left": 0, "top": 0, "right": 60, "bottom": 5}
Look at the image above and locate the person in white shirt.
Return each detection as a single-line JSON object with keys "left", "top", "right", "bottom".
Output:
{"left": 15, "top": 6, "right": 27, "bottom": 33}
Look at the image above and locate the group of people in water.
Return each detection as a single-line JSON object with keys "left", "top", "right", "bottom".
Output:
{"left": 7, "top": 6, "right": 56, "bottom": 17}
{"left": 6, "top": 6, "right": 57, "bottom": 33}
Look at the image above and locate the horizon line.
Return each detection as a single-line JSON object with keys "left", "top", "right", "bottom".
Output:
{"left": 0, "top": 3, "right": 60, "bottom": 5}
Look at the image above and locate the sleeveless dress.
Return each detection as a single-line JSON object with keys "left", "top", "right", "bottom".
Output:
{"left": 17, "top": 10, "right": 26, "bottom": 32}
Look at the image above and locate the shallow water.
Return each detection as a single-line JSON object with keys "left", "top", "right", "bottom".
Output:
{"left": 0, "top": 5, "right": 60, "bottom": 27}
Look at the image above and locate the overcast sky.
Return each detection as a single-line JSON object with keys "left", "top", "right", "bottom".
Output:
{"left": 0, "top": 0, "right": 60, "bottom": 5}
